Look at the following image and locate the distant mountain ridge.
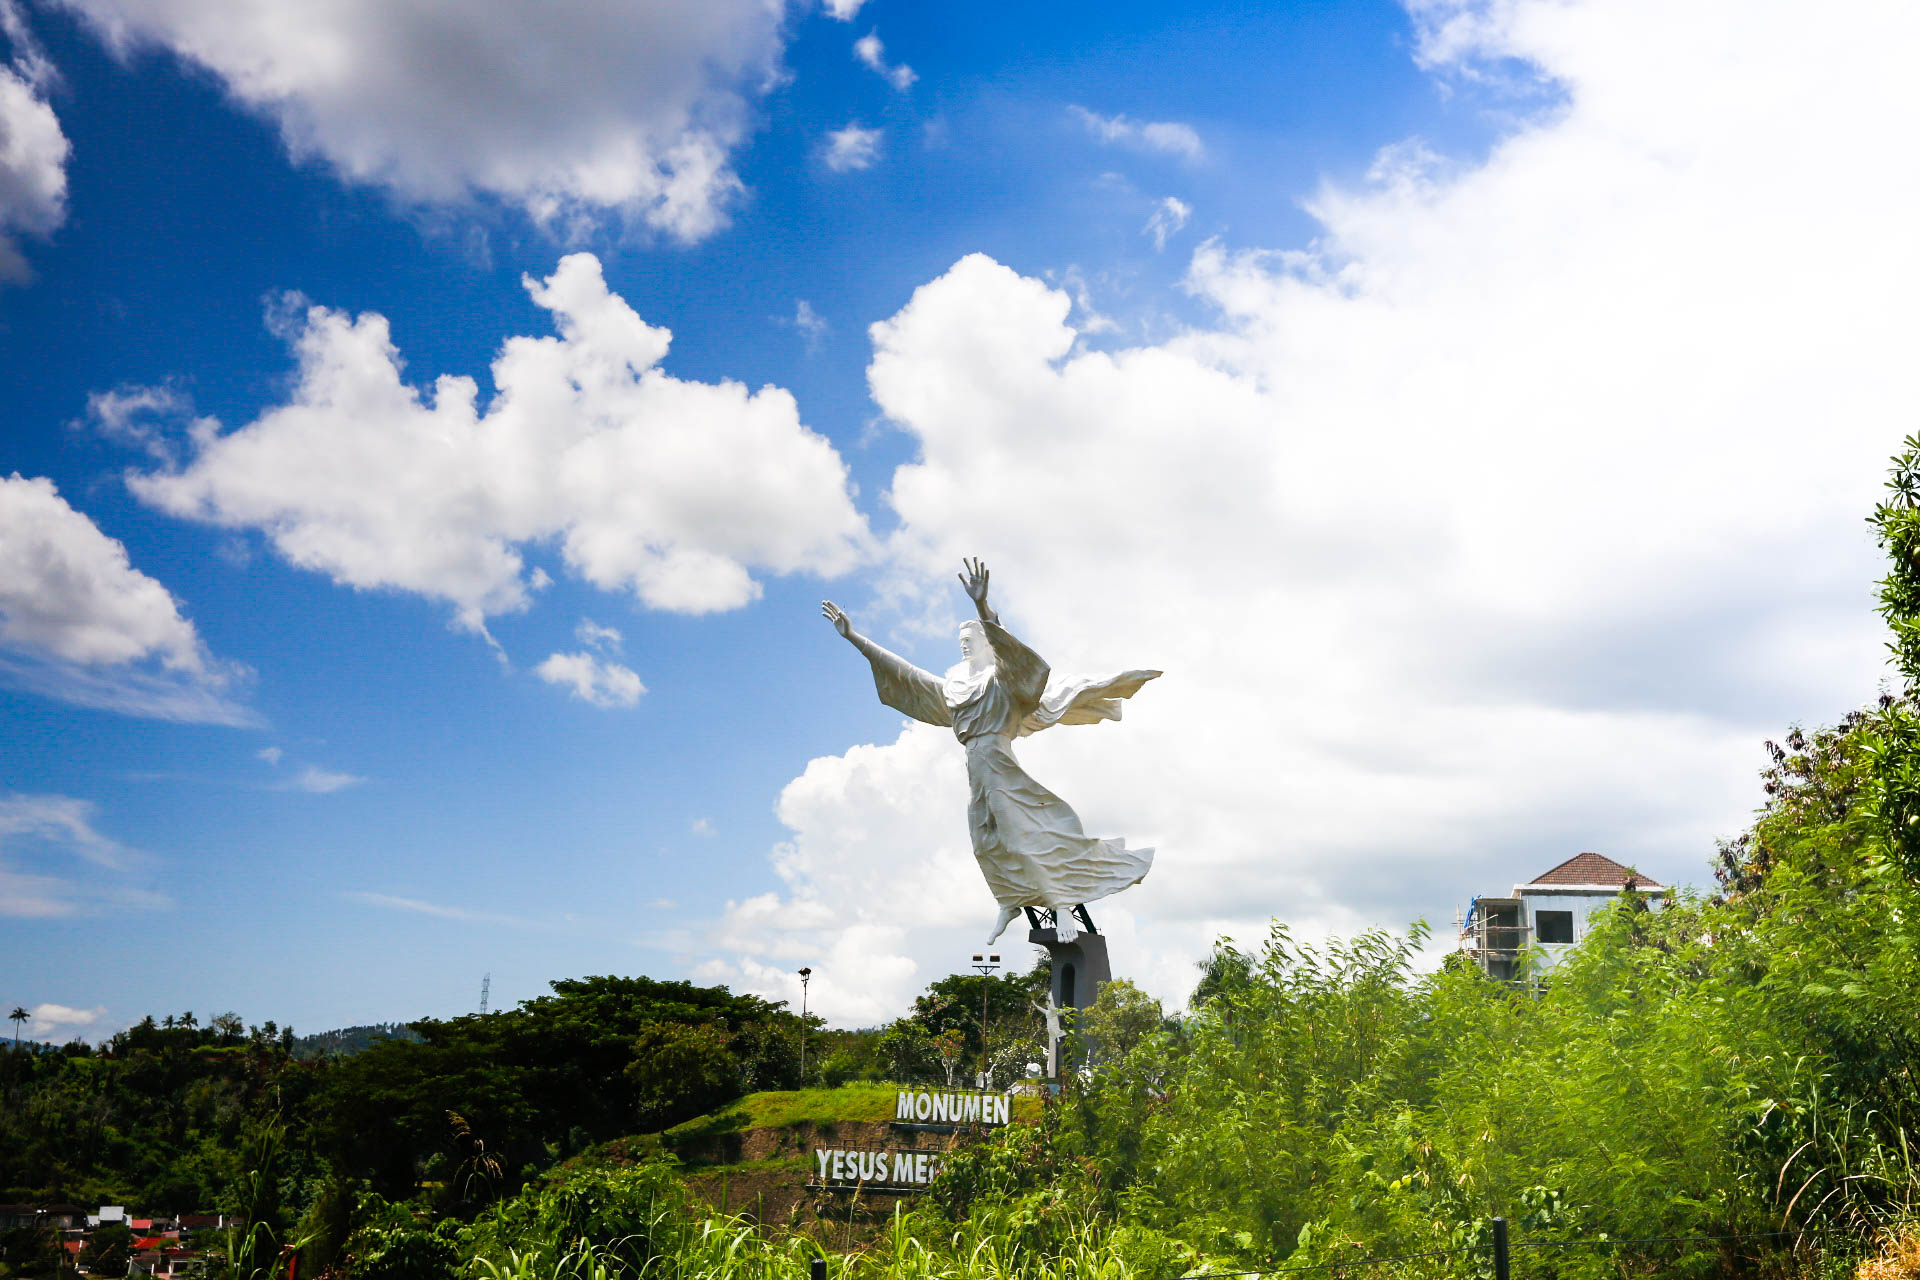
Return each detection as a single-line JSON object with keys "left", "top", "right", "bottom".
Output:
{"left": 291, "top": 1022, "right": 422, "bottom": 1059}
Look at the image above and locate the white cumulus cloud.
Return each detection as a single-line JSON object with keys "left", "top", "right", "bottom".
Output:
{"left": 853, "top": 32, "right": 915, "bottom": 92}
{"left": 53, "top": 0, "right": 791, "bottom": 240}
{"left": 536, "top": 650, "right": 645, "bottom": 708}
{"left": 131, "top": 254, "right": 871, "bottom": 634}
{"left": 1068, "top": 106, "right": 1203, "bottom": 161}
{"left": 706, "top": 0, "right": 1919, "bottom": 1022}
{"left": 23, "top": 1002, "right": 105, "bottom": 1039}
{"left": 0, "top": 475, "right": 250, "bottom": 723}
{"left": 822, "top": 123, "right": 881, "bottom": 173}
{"left": 0, "top": 1, "right": 68, "bottom": 282}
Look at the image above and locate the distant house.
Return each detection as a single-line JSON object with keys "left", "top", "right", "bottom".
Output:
{"left": 1458, "top": 851, "right": 1666, "bottom": 980}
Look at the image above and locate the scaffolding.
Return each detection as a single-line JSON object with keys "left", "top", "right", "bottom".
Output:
{"left": 1457, "top": 897, "right": 1531, "bottom": 981}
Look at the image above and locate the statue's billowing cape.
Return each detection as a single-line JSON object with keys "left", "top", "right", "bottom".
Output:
{"left": 1019, "top": 669, "right": 1161, "bottom": 736}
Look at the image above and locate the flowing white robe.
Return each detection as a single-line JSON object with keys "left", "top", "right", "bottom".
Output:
{"left": 855, "top": 620, "right": 1158, "bottom": 910}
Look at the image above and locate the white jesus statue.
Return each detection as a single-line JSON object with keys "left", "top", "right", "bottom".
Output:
{"left": 822, "top": 559, "right": 1158, "bottom": 943}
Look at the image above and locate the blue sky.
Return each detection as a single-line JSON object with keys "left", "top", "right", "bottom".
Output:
{"left": 2, "top": 0, "right": 1913, "bottom": 1041}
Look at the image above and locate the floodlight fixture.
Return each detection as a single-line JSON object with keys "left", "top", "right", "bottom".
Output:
{"left": 970, "top": 950, "right": 1003, "bottom": 1088}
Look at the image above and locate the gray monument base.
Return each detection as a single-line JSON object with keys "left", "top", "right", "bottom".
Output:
{"left": 1026, "top": 905, "right": 1111, "bottom": 1076}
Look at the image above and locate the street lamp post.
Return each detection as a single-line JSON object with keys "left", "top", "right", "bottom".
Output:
{"left": 797, "top": 967, "right": 812, "bottom": 1085}
{"left": 970, "top": 953, "right": 1000, "bottom": 1089}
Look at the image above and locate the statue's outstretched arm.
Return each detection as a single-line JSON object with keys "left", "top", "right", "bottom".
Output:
{"left": 822, "top": 600, "right": 886, "bottom": 662}
{"left": 822, "top": 600, "right": 952, "bottom": 727}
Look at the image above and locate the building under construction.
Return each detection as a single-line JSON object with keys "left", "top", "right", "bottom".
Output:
{"left": 1457, "top": 851, "right": 1666, "bottom": 980}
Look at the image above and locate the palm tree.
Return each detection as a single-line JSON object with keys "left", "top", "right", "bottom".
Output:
{"left": 9, "top": 1006, "right": 28, "bottom": 1048}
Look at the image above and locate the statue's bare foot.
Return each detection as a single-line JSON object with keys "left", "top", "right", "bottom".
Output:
{"left": 1053, "top": 905, "right": 1079, "bottom": 943}
{"left": 988, "top": 906, "right": 1020, "bottom": 944}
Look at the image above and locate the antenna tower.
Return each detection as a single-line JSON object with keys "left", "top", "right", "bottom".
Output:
{"left": 479, "top": 973, "right": 490, "bottom": 1015}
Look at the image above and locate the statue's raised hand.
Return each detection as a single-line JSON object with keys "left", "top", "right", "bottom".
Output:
{"left": 958, "top": 557, "right": 990, "bottom": 610}
{"left": 821, "top": 600, "right": 853, "bottom": 640}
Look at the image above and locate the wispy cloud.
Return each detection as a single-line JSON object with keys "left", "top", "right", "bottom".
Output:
{"left": 0, "top": 793, "right": 135, "bottom": 869}
{"left": 285, "top": 765, "right": 365, "bottom": 794}
{"left": 0, "top": 793, "right": 171, "bottom": 918}
{"left": 0, "top": 652, "right": 259, "bottom": 726}
{"left": 345, "top": 891, "right": 524, "bottom": 926}
{"left": 1144, "top": 196, "right": 1191, "bottom": 250}
{"left": 78, "top": 382, "right": 195, "bottom": 463}
{"left": 574, "top": 618, "right": 622, "bottom": 651}
{"left": 792, "top": 299, "right": 829, "bottom": 352}
{"left": 1068, "top": 106, "right": 1203, "bottom": 160}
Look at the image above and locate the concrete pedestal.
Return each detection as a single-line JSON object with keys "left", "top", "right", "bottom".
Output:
{"left": 1026, "top": 906, "right": 1111, "bottom": 1076}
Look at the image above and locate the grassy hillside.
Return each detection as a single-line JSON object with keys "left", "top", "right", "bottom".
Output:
{"left": 666, "top": 1083, "right": 1045, "bottom": 1148}
{"left": 666, "top": 1082, "right": 903, "bottom": 1143}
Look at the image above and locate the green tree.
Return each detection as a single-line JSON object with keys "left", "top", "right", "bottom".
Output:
{"left": 624, "top": 1023, "right": 740, "bottom": 1130}
{"left": 7, "top": 1007, "right": 25, "bottom": 1048}
{"left": 312, "top": 974, "right": 798, "bottom": 1198}
{"left": 932, "top": 1028, "right": 966, "bottom": 1088}
{"left": 77, "top": 1223, "right": 132, "bottom": 1277}
{"left": 727, "top": 1017, "right": 801, "bottom": 1092}
{"left": 0, "top": 1225, "right": 62, "bottom": 1279}
{"left": 1072, "top": 978, "right": 1164, "bottom": 1067}
{"left": 1868, "top": 432, "right": 1920, "bottom": 880}
{"left": 875, "top": 1019, "right": 935, "bottom": 1083}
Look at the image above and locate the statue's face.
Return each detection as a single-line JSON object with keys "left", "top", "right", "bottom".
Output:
{"left": 958, "top": 626, "right": 989, "bottom": 670}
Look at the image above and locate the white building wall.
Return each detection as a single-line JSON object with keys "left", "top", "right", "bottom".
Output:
{"left": 1519, "top": 888, "right": 1664, "bottom": 971}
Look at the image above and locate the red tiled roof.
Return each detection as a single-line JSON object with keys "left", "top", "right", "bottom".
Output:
{"left": 1525, "top": 851, "right": 1663, "bottom": 889}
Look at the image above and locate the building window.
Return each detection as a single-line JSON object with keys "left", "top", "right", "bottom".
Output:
{"left": 1535, "top": 910, "right": 1574, "bottom": 944}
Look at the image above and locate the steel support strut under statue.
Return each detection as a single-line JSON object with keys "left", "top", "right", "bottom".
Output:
{"left": 821, "top": 559, "right": 1160, "bottom": 945}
